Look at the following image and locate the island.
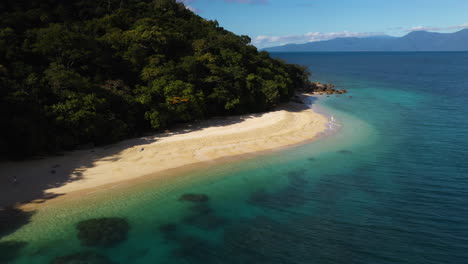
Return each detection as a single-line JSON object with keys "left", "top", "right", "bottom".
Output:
{"left": 0, "top": 0, "right": 329, "bottom": 208}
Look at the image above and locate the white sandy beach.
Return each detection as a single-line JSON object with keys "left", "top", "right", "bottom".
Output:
{"left": 0, "top": 99, "right": 328, "bottom": 208}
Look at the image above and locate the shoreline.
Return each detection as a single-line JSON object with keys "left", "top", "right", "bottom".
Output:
{"left": 0, "top": 95, "right": 331, "bottom": 209}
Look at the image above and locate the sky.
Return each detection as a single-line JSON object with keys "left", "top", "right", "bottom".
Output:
{"left": 180, "top": 0, "right": 468, "bottom": 48}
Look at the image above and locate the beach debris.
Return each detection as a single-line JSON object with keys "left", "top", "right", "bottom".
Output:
{"left": 178, "top": 193, "right": 210, "bottom": 203}
{"left": 50, "top": 251, "right": 114, "bottom": 264}
{"left": 338, "top": 150, "right": 353, "bottom": 155}
{"left": 0, "top": 241, "right": 27, "bottom": 263}
{"left": 140, "top": 148, "right": 144, "bottom": 152}
{"left": 76, "top": 217, "right": 130, "bottom": 247}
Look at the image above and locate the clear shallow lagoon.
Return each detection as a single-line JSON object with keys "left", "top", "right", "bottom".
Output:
{"left": 2, "top": 52, "right": 468, "bottom": 264}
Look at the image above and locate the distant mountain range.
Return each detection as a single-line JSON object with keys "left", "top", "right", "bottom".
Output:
{"left": 264, "top": 29, "right": 468, "bottom": 52}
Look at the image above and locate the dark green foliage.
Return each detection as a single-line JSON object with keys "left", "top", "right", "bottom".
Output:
{"left": 76, "top": 217, "right": 130, "bottom": 247}
{"left": 51, "top": 251, "right": 114, "bottom": 264}
{"left": 0, "top": 0, "right": 310, "bottom": 159}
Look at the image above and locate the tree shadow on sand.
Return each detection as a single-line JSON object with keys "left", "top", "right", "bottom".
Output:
{"left": 0, "top": 206, "right": 32, "bottom": 262}
{"left": 0, "top": 206, "right": 34, "bottom": 240}
{"left": 0, "top": 102, "right": 313, "bottom": 209}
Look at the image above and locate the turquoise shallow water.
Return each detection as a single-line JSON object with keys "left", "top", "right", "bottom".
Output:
{"left": 2, "top": 52, "right": 468, "bottom": 264}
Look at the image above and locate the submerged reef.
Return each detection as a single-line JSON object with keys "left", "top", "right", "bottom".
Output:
{"left": 0, "top": 241, "right": 27, "bottom": 262}
{"left": 338, "top": 150, "right": 353, "bottom": 154}
{"left": 0, "top": 206, "right": 33, "bottom": 239}
{"left": 51, "top": 251, "right": 115, "bottom": 264}
{"left": 249, "top": 170, "right": 310, "bottom": 209}
{"left": 76, "top": 218, "right": 130, "bottom": 247}
{"left": 183, "top": 202, "right": 226, "bottom": 230}
{"left": 178, "top": 193, "right": 210, "bottom": 203}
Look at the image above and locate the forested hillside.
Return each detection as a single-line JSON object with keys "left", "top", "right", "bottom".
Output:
{"left": 0, "top": 0, "right": 309, "bottom": 158}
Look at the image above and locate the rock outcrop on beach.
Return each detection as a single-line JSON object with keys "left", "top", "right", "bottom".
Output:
{"left": 302, "top": 81, "right": 348, "bottom": 95}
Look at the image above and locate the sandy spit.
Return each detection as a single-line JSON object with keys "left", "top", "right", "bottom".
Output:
{"left": 0, "top": 99, "right": 328, "bottom": 208}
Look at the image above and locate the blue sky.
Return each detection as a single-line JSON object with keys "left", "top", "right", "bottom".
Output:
{"left": 181, "top": 0, "right": 468, "bottom": 48}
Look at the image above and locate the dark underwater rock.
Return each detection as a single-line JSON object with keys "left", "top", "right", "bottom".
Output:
{"left": 287, "top": 170, "right": 309, "bottom": 185}
{"left": 76, "top": 218, "right": 129, "bottom": 247}
{"left": 183, "top": 213, "right": 226, "bottom": 230}
{"left": 178, "top": 193, "right": 210, "bottom": 203}
{"left": 248, "top": 189, "right": 271, "bottom": 205}
{"left": 172, "top": 236, "right": 217, "bottom": 262}
{"left": 190, "top": 203, "right": 213, "bottom": 215}
{"left": 158, "top": 223, "right": 178, "bottom": 240}
{"left": 222, "top": 216, "right": 301, "bottom": 263}
{"left": 338, "top": 150, "right": 353, "bottom": 154}
{"left": 181, "top": 202, "right": 226, "bottom": 230}
{"left": 0, "top": 241, "right": 27, "bottom": 262}
{"left": 159, "top": 223, "right": 177, "bottom": 234}
{"left": 51, "top": 251, "right": 114, "bottom": 264}
{"left": 249, "top": 170, "right": 310, "bottom": 209}
{"left": 0, "top": 206, "right": 33, "bottom": 239}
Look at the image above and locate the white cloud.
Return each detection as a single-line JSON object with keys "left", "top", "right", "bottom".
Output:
{"left": 408, "top": 22, "right": 468, "bottom": 32}
{"left": 253, "top": 31, "right": 383, "bottom": 48}
{"left": 177, "top": 0, "right": 201, "bottom": 13}
{"left": 185, "top": 5, "right": 201, "bottom": 12}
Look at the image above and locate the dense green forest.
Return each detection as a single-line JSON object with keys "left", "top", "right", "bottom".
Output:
{"left": 0, "top": 0, "right": 309, "bottom": 159}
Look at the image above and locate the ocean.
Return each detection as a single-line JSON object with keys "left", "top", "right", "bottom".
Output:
{"left": 2, "top": 52, "right": 468, "bottom": 264}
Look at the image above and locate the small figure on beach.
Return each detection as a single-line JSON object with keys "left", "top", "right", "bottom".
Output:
{"left": 140, "top": 148, "right": 145, "bottom": 152}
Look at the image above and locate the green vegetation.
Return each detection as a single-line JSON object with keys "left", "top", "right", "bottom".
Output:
{"left": 0, "top": 0, "right": 309, "bottom": 158}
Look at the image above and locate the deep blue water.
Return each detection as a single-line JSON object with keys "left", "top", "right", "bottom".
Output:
{"left": 272, "top": 52, "right": 468, "bottom": 264}
{"left": 3, "top": 52, "right": 468, "bottom": 264}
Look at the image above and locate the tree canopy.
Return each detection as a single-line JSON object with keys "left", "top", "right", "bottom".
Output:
{"left": 0, "top": 0, "right": 309, "bottom": 158}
